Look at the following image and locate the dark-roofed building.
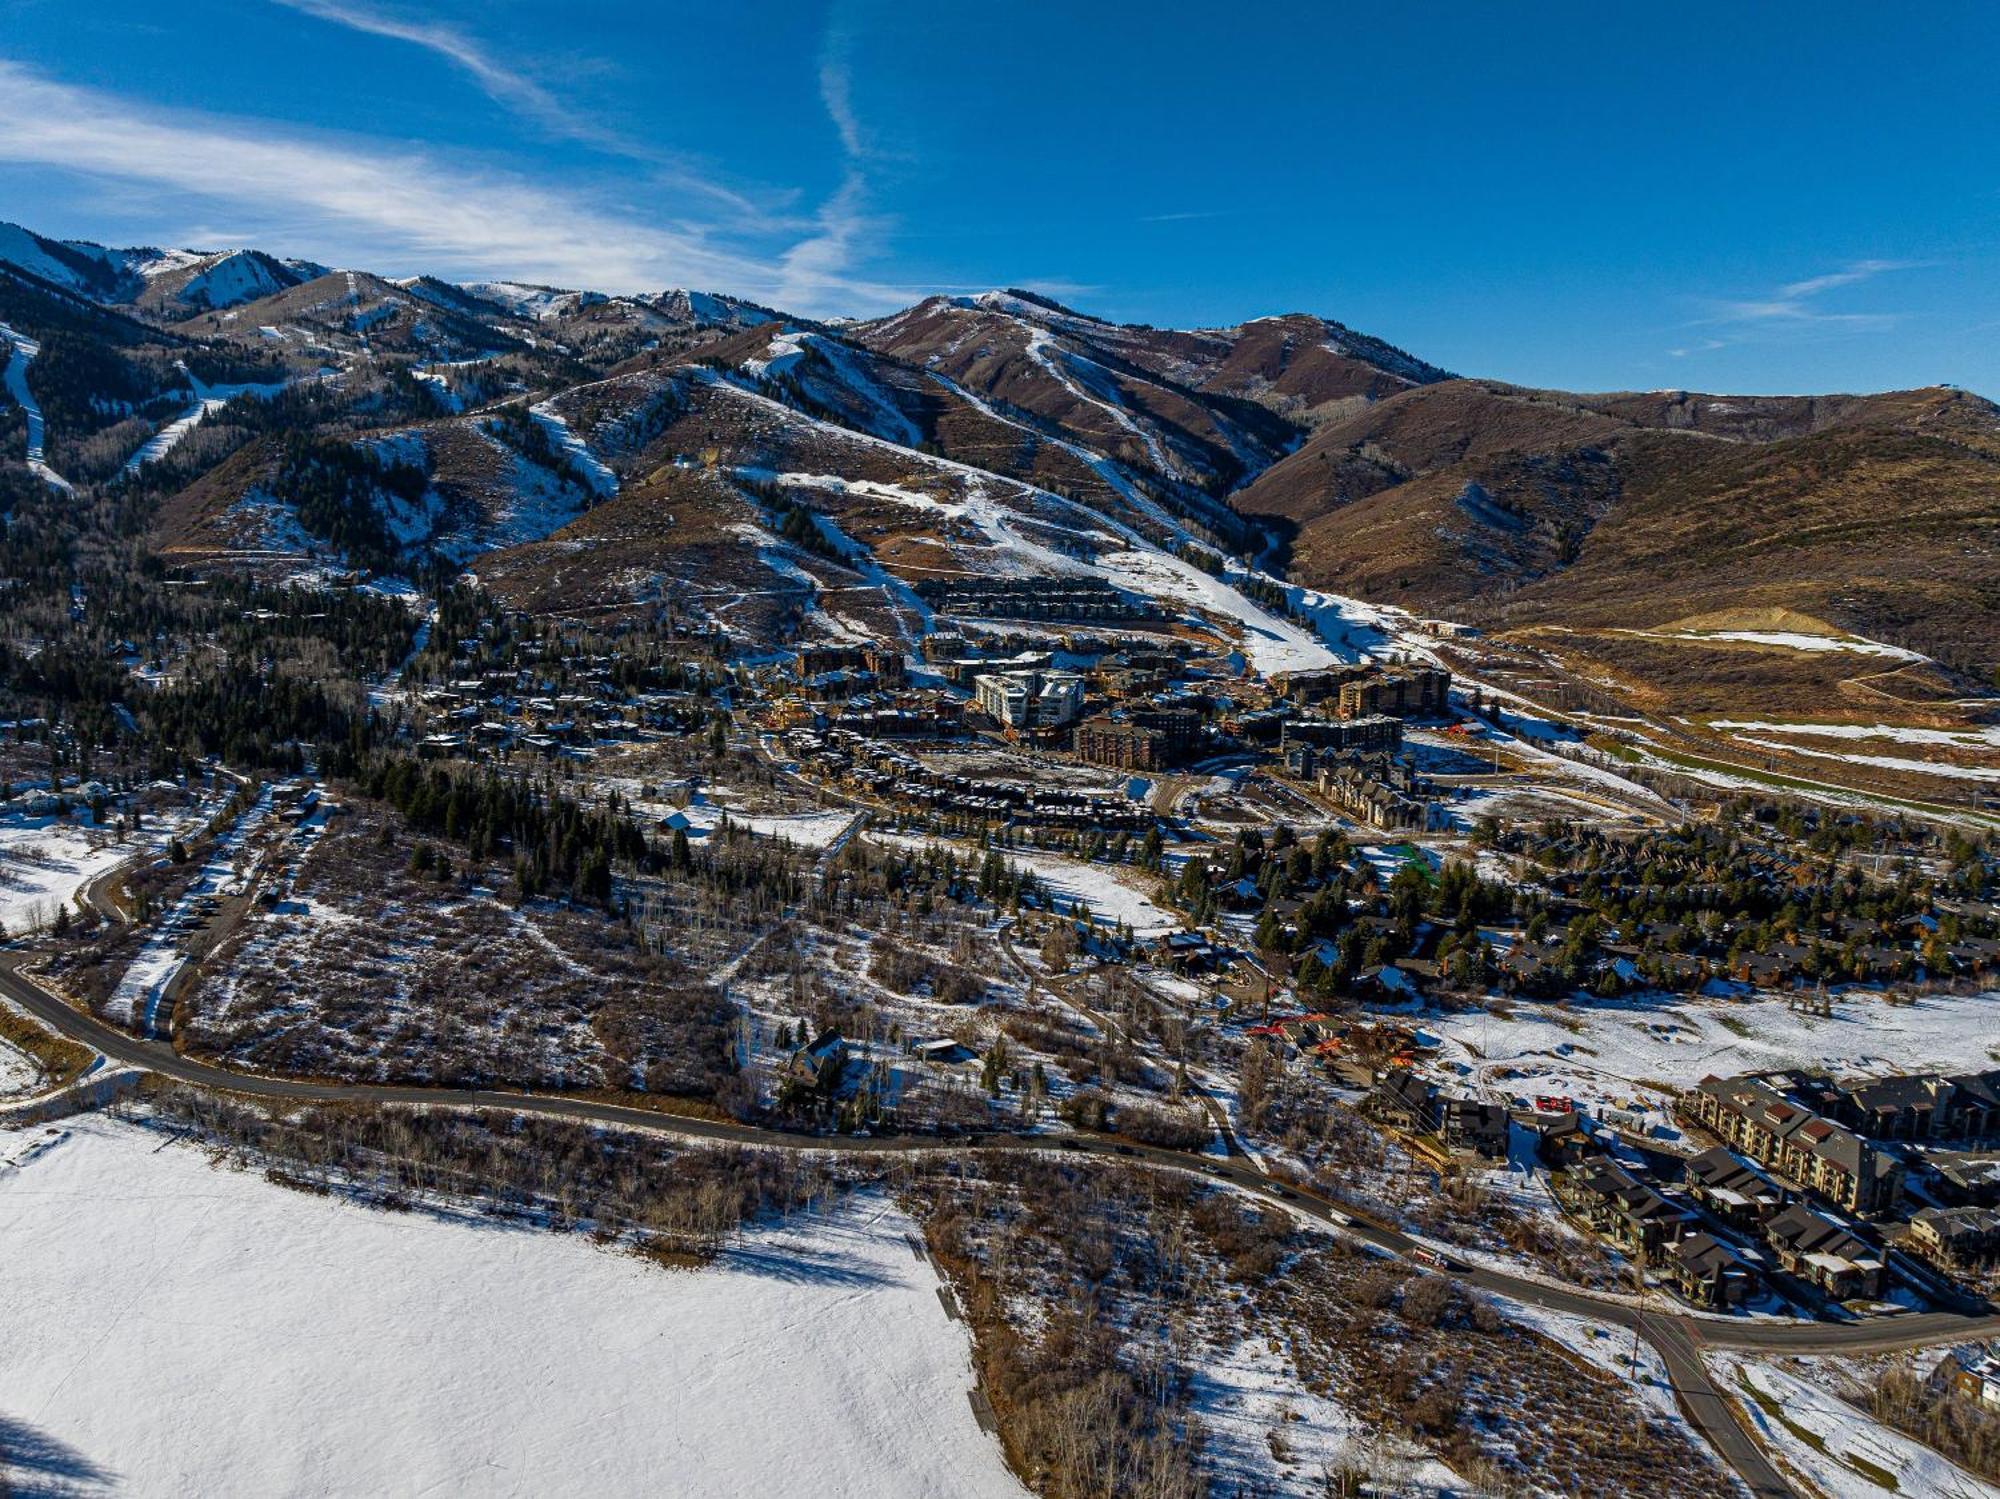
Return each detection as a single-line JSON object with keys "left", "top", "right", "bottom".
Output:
{"left": 784, "top": 1029, "right": 849, "bottom": 1096}
{"left": 1918, "top": 1149, "right": 2000, "bottom": 1206}
{"left": 1073, "top": 708, "right": 1198, "bottom": 771}
{"left": 1814, "top": 1068, "right": 2000, "bottom": 1145}
{"left": 1280, "top": 713, "right": 1403, "bottom": 758}
{"left": 1440, "top": 1096, "right": 1509, "bottom": 1158}
{"left": 1688, "top": 1075, "right": 1903, "bottom": 1215}
{"left": 1556, "top": 1160, "right": 1694, "bottom": 1263}
{"left": 1337, "top": 665, "right": 1451, "bottom": 721}
{"left": 1836, "top": 1074, "right": 1957, "bottom": 1142}
{"left": 1669, "top": 1232, "right": 1759, "bottom": 1309}
{"left": 1371, "top": 1068, "right": 1438, "bottom": 1133}
{"left": 1948, "top": 1072, "right": 2000, "bottom": 1142}
{"left": 1909, "top": 1206, "right": 2000, "bottom": 1272}
{"left": 1684, "top": 1147, "right": 1788, "bottom": 1231}
{"left": 1764, "top": 1204, "right": 1886, "bottom": 1300}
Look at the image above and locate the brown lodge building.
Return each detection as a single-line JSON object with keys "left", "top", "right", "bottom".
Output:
{"left": 1073, "top": 709, "right": 1200, "bottom": 771}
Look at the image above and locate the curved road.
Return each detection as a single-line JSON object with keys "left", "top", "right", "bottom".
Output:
{"left": 10, "top": 953, "right": 1998, "bottom": 1495}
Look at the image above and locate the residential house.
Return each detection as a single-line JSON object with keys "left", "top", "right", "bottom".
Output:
{"left": 785, "top": 1030, "right": 850, "bottom": 1095}
{"left": 1371, "top": 1068, "right": 1437, "bottom": 1134}
{"left": 1440, "top": 1096, "right": 1509, "bottom": 1159}
{"left": 1688, "top": 1075, "right": 1903, "bottom": 1215}
{"left": 1684, "top": 1147, "right": 1788, "bottom": 1231}
{"left": 1918, "top": 1149, "right": 2000, "bottom": 1206}
{"left": 1835, "top": 1073, "right": 1958, "bottom": 1142}
{"left": 1669, "top": 1232, "right": 1758, "bottom": 1309}
{"left": 1555, "top": 1160, "right": 1693, "bottom": 1263}
{"left": 1908, "top": 1206, "right": 2000, "bottom": 1273}
{"left": 1763, "top": 1204, "right": 1886, "bottom": 1300}
{"left": 1336, "top": 665, "right": 1451, "bottom": 721}
{"left": 1952, "top": 1353, "right": 2000, "bottom": 1410}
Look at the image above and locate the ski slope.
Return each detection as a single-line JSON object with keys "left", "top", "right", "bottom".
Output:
{"left": 119, "top": 361, "right": 290, "bottom": 476}
{"left": 0, "top": 321, "right": 72, "bottom": 491}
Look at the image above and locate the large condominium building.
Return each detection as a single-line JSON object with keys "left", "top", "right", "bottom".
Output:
{"left": 1689, "top": 1075, "right": 1904, "bottom": 1215}
{"left": 973, "top": 669, "right": 1086, "bottom": 730}
{"left": 1337, "top": 665, "right": 1452, "bottom": 721}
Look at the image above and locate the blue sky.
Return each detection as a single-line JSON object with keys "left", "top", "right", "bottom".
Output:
{"left": 2, "top": 0, "right": 1995, "bottom": 396}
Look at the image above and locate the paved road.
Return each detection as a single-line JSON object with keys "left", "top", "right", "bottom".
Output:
{"left": 1639, "top": 1315, "right": 1792, "bottom": 1499}
{"left": 12, "top": 951, "right": 1999, "bottom": 1494}
{"left": 78, "top": 857, "right": 132, "bottom": 924}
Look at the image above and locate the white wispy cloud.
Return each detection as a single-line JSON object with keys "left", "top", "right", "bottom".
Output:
{"left": 1779, "top": 259, "right": 1926, "bottom": 300}
{"left": 1707, "top": 298, "right": 1899, "bottom": 330}
{"left": 1673, "top": 259, "right": 1927, "bottom": 356}
{"left": 818, "top": 28, "right": 867, "bottom": 162}
{"left": 265, "top": 0, "right": 772, "bottom": 221}
{"left": 774, "top": 171, "right": 873, "bottom": 312}
{"left": 772, "top": 14, "right": 896, "bottom": 311}
{"left": 0, "top": 60, "right": 914, "bottom": 314}
{"left": 1706, "top": 259, "right": 1926, "bottom": 330}
{"left": 271, "top": 0, "right": 581, "bottom": 142}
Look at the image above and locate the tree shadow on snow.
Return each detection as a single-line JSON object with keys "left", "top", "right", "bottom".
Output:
{"left": 722, "top": 1241, "right": 899, "bottom": 1289}
{"left": 0, "top": 1414, "right": 118, "bottom": 1497}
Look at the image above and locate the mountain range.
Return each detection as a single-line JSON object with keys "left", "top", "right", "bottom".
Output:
{"left": 2, "top": 218, "right": 1994, "bottom": 724}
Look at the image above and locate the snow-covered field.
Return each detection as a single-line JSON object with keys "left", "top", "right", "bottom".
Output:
{"left": 0, "top": 815, "right": 135, "bottom": 937}
{"left": 1502, "top": 1301, "right": 1685, "bottom": 1427}
{"left": 671, "top": 795, "right": 858, "bottom": 849}
{"left": 1097, "top": 548, "right": 1337, "bottom": 676}
{"left": 528, "top": 398, "right": 619, "bottom": 496}
{"left": 1710, "top": 719, "right": 2000, "bottom": 752}
{"left": 1733, "top": 736, "right": 2000, "bottom": 782}
{"left": 0, "top": 786, "right": 235, "bottom": 940}
{"left": 1634, "top": 628, "right": 1925, "bottom": 662}
{"left": 0, "top": 1118, "right": 1024, "bottom": 1499}
{"left": 1191, "top": 1330, "right": 1460, "bottom": 1496}
{"left": 994, "top": 846, "right": 1181, "bottom": 935}
{"left": 118, "top": 361, "right": 290, "bottom": 476}
{"left": 1713, "top": 1354, "right": 2000, "bottom": 1499}
{"left": 1426, "top": 988, "right": 2000, "bottom": 1127}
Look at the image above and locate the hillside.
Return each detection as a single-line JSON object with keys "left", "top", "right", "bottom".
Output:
{"left": 1232, "top": 379, "right": 2000, "bottom": 697}
{"left": 3, "top": 215, "right": 1995, "bottom": 720}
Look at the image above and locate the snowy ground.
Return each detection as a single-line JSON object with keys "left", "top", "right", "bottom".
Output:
{"left": 1706, "top": 718, "right": 2000, "bottom": 785}
{"left": 0, "top": 1117, "right": 1025, "bottom": 1499}
{"left": 1710, "top": 720, "right": 2000, "bottom": 752}
{"left": 528, "top": 398, "right": 619, "bottom": 496}
{"left": 668, "top": 794, "right": 858, "bottom": 849}
{"left": 0, "top": 788, "right": 228, "bottom": 939}
{"left": 1731, "top": 737, "right": 2000, "bottom": 783}
{"left": 0, "top": 816, "right": 133, "bottom": 937}
{"left": 1190, "top": 1325, "right": 1460, "bottom": 1496}
{"left": 0, "top": 1037, "right": 39, "bottom": 1096}
{"left": 1097, "top": 549, "right": 1338, "bottom": 677}
{"left": 869, "top": 831, "right": 1182, "bottom": 936}
{"left": 1712, "top": 1353, "right": 2000, "bottom": 1499}
{"left": 1424, "top": 988, "right": 2000, "bottom": 1130}
{"left": 118, "top": 361, "right": 289, "bottom": 476}
{"left": 104, "top": 789, "right": 275, "bottom": 1033}
{"left": 1627, "top": 628, "right": 1926, "bottom": 662}
{"left": 1501, "top": 1300, "right": 1688, "bottom": 1428}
